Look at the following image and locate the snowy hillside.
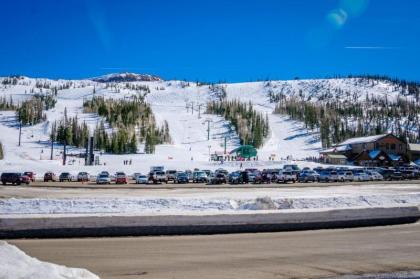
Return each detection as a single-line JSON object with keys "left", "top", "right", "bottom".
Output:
{"left": 0, "top": 75, "right": 415, "bottom": 175}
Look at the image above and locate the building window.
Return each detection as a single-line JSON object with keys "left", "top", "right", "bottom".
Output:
{"left": 399, "top": 144, "right": 402, "bottom": 151}
{"left": 386, "top": 143, "right": 389, "bottom": 150}
{"left": 375, "top": 143, "right": 379, "bottom": 149}
{"left": 391, "top": 144, "right": 396, "bottom": 150}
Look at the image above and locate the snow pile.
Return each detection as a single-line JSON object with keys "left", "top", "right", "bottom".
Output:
{"left": 0, "top": 241, "right": 100, "bottom": 279}
{"left": 2, "top": 193, "right": 420, "bottom": 215}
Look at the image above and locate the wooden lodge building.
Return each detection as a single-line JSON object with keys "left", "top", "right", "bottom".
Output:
{"left": 320, "top": 133, "right": 409, "bottom": 167}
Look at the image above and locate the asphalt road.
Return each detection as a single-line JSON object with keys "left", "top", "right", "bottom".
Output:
{"left": 10, "top": 222, "right": 420, "bottom": 279}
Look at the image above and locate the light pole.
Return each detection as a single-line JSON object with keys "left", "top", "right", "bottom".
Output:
{"left": 208, "top": 145, "right": 211, "bottom": 161}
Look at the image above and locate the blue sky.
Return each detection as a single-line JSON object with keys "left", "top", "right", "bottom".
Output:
{"left": 0, "top": 0, "right": 419, "bottom": 82}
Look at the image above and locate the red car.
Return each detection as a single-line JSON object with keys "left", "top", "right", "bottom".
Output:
{"left": 115, "top": 172, "right": 128, "bottom": 184}
{"left": 23, "top": 171, "right": 36, "bottom": 182}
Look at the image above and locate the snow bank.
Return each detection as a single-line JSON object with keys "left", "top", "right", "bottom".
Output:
{"left": 2, "top": 193, "right": 420, "bottom": 215}
{"left": 0, "top": 241, "right": 99, "bottom": 279}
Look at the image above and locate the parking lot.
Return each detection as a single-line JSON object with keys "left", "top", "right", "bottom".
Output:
{"left": 1, "top": 179, "right": 419, "bottom": 195}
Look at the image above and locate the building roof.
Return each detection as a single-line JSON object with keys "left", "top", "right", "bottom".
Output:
{"left": 320, "top": 144, "right": 352, "bottom": 154}
{"left": 409, "top": 143, "right": 420, "bottom": 152}
{"left": 338, "top": 134, "right": 390, "bottom": 146}
{"left": 368, "top": 150, "right": 381, "bottom": 159}
{"left": 388, "top": 153, "right": 402, "bottom": 161}
{"left": 325, "top": 154, "right": 347, "bottom": 159}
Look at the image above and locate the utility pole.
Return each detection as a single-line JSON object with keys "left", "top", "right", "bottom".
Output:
{"left": 198, "top": 104, "right": 202, "bottom": 119}
{"left": 50, "top": 140, "right": 54, "bottom": 160}
{"left": 18, "top": 111, "right": 22, "bottom": 146}
{"left": 191, "top": 102, "right": 194, "bottom": 115}
{"left": 204, "top": 119, "right": 212, "bottom": 140}
{"left": 224, "top": 136, "right": 227, "bottom": 154}
{"left": 63, "top": 140, "right": 67, "bottom": 166}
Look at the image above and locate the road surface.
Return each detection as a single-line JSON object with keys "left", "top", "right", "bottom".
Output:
{"left": 10, "top": 222, "right": 420, "bottom": 279}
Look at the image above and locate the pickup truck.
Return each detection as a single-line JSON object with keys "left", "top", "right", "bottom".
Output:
{"left": 148, "top": 171, "right": 167, "bottom": 184}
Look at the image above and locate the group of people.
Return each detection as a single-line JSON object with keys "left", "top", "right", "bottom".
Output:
{"left": 123, "top": 159, "right": 132, "bottom": 165}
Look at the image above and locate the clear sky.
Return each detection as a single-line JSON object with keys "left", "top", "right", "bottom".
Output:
{"left": 0, "top": 0, "right": 419, "bottom": 82}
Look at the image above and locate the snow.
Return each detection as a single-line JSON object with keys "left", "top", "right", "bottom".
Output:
{"left": 338, "top": 134, "right": 389, "bottom": 146}
{"left": 0, "top": 76, "right": 415, "bottom": 176}
{"left": 2, "top": 184, "right": 420, "bottom": 215}
{"left": 0, "top": 241, "right": 99, "bottom": 279}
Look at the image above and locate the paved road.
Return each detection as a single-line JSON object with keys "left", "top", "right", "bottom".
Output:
{"left": 10, "top": 223, "right": 420, "bottom": 279}
{"left": 1, "top": 181, "right": 420, "bottom": 199}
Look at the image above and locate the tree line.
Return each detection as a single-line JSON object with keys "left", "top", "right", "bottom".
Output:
{"left": 274, "top": 94, "right": 420, "bottom": 148}
{"left": 16, "top": 94, "right": 57, "bottom": 125}
{"left": 206, "top": 99, "right": 269, "bottom": 148}
{"left": 83, "top": 96, "right": 170, "bottom": 154}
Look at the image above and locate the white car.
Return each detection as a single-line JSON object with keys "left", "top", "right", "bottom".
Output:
{"left": 277, "top": 171, "right": 297, "bottom": 183}
{"left": 337, "top": 171, "right": 354, "bottom": 182}
{"left": 353, "top": 171, "right": 370, "bottom": 182}
{"left": 96, "top": 174, "right": 111, "bottom": 184}
{"left": 367, "top": 171, "right": 383, "bottom": 181}
{"left": 132, "top": 173, "right": 142, "bottom": 180}
{"left": 135, "top": 175, "right": 148, "bottom": 184}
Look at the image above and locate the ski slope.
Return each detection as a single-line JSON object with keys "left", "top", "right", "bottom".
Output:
{"left": 0, "top": 75, "right": 411, "bottom": 175}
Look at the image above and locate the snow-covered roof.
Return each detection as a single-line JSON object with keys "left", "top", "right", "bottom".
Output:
{"left": 338, "top": 134, "right": 389, "bottom": 146}
{"left": 409, "top": 143, "right": 420, "bottom": 152}
{"left": 320, "top": 144, "right": 351, "bottom": 154}
{"left": 325, "top": 154, "right": 347, "bottom": 159}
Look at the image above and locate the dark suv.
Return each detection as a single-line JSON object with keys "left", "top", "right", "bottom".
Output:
{"left": 1, "top": 173, "right": 30, "bottom": 185}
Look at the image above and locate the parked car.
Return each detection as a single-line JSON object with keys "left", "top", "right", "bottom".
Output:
{"left": 366, "top": 170, "right": 383, "bottom": 181}
{"left": 115, "top": 172, "right": 128, "bottom": 184}
{"left": 318, "top": 171, "right": 336, "bottom": 182}
{"left": 1, "top": 172, "right": 30, "bottom": 185}
{"left": 277, "top": 170, "right": 297, "bottom": 183}
{"left": 247, "top": 170, "right": 260, "bottom": 183}
{"left": 99, "top": 171, "right": 110, "bottom": 177}
{"left": 135, "top": 175, "right": 148, "bottom": 184}
{"left": 298, "top": 170, "right": 319, "bottom": 183}
{"left": 337, "top": 171, "right": 354, "bottom": 182}
{"left": 377, "top": 168, "right": 398, "bottom": 181}
{"left": 44, "top": 171, "right": 57, "bottom": 182}
{"left": 202, "top": 170, "right": 213, "bottom": 177}
{"left": 174, "top": 172, "right": 189, "bottom": 184}
{"left": 209, "top": 173, "right": 227, "bottom": 184}
{"left": 96, "top": 173, "right": 111, "bottom": 184}
{"left": 193, "top": 171, "right": 208, "bottom": 183}
{"left": 353, "top": 171, "right": 370, "bottom": 182}
{"left": 166, "top": 170, "right": 178, "bottom": 183}
{"left": 228, "top": 171, "right": 242, "bottom": 184}
{"left": 59, "top": 172, "right": 73, "bottom": 182}
{"left": 148, "top": 171, "right": 167, "bottom": 184}
{"left": 23, "top": 171, "right": 36, "bottom": 182}
{"left": 132, "top": 173, "right": 142, "bottom": 180}
{"left": 77, "top": 172, "right": 90, "bottom": 182}
{"left": 215, "top": 169, "right": 229, "bottom": 178}
{"left": 185, "top": 170, "right": 193, "bottom": 181}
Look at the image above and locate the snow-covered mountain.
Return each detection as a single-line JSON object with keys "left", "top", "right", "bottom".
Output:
{"left": 90, "top": 72, "right": 162, "bottom": 83}
{"left": 0, "top": 74, "right": 417, "bottom": 175}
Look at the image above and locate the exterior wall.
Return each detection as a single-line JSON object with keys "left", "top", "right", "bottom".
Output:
{"left": 350, "top": 135, "right": 407, "bottom": 157}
